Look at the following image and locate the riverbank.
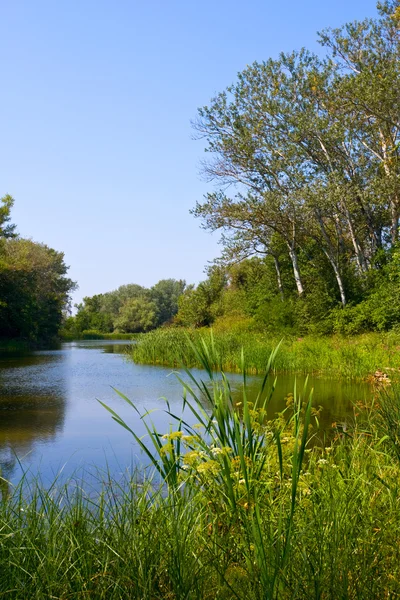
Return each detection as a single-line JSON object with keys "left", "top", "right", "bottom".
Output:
{"left": 0, "top": 338, "right": 32, "bottom": 352}
{"left": 1, "top": 353, "right": 400, "bottom": 598}
{"left": 0, "top": 337, "right": 62, "bottom": 352}
{"left": 131, "top": 328, "right": 400, "bottom": 380}
{"left": 60, "top": 330, "right": 137, "bottom": 341}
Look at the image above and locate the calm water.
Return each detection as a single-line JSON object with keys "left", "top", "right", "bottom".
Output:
{"left": 0, "top": 340, "right": 370, "bottom": 486}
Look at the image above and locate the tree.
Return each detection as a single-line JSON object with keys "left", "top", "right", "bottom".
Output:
{"left": 192, "top": 2, "right": 400, "bottom": 311}
{"left": 0, "top": 195, "right": 17, "bottom": 240}
{"left": 73, "top": 295, "right": 114, "bottom": 333}
{"left": 319, "top": 0, "right": 400, "bottom": 244}
{"left": 114, "top": 296, "right": 158, "bottom": 333}
{"left": 0, "top": 238, "right": 76, "bottom": 340}
{"left": 101, "top": 284, "right": 147, "bottom": 317}
{"left": 150, "top": 279, "right": 186, "bottom": 326}
{"left": 175, "top": 268, "right": 226, "bottom": 327}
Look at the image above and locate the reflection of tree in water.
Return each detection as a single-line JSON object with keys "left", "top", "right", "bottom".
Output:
{"left": 0, "top": 352, "right": 67, "bottom": 488}
{"left": 229, "top": 374, "right": 370, "bottom": 440}
{"left": 76, "top": 342, "right": 132, "bottom": 355}
{"left": 102, "top": 343, "right": 132, "bottom": 355}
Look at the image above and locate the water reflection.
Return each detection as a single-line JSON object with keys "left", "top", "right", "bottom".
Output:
{"left": 0, "top": 352, "right": 67, "bottom": 484}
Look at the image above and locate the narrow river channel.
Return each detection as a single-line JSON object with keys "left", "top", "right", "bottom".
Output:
{"left": 0, "top": 340, "right": 370, "bottom": 487}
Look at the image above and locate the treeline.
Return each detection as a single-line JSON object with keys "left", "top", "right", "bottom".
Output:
{"left": 174, "top": 249, "right": 400, "bottom": 335}
{"left": 66, "top": 1, "right": 400, "bottom": 338}
{"left": 69, "top": 240, "right": 400, "bottom": 337}
{"left": 63, "top": 279, "right": 186, "bottom": 336}
{"left": 186, "top": 1, "right": 400, "bottom": 334}
{"left": 0, "top": 196, "right": 75, "bottom": 343}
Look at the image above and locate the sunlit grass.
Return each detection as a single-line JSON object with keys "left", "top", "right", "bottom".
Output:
{"left": 60, "top": 330, "right": 138, "bottom": 341}
{"left": 132, "top": 328, "right": 400, "bottom": 379}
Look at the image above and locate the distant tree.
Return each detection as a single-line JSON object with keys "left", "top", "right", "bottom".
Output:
{"left": 0, "top": 195, "right": 17, "bottom": 240}
{"left": 73, "top": 295, "right": 114, "bottom": 333}
{"left": 114, "top": 296, "right": 158, "bottom": 333}
{"left": 150, "top": 279, "right": 186, "bottom": 325}
{"left": 101, "top": 284, "right": 147, "bottom": 317}
{"left": 175, "top": 268, "right": 226, "bottom": 327}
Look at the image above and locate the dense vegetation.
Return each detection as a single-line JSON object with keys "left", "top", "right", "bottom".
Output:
{"left": 3, "top": 3, "right": 400, "bottom": 598}
{"left": 66, "top": 2, "right": 400, "bottom": 340}
{"left": 184, "top": 0, "right": 400, "bottom": 335}
{"left": 0, "top": 196, "right": 75, "bottom": 343}
{"left": 132, "top": 328, "right": 400, "bottom": 379}
{"left": 2, "top": 343, "right": 400, "bottom": 598}
{"left": 62, "top": 278, "right": 186, "bottom": 336}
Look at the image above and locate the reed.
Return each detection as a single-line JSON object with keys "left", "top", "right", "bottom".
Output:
{"left": 60, "top": 330, "right": 138, "bottom": 341}
{"left": 132, "top": 328, "right": 400, "bottom": 379}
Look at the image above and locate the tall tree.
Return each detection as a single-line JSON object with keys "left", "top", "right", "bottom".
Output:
{"left": 0, "top": 195, "right": 17, "bottom": 240}
{"left": 0, "top": 239, "right": 76, "bottom": 340}
{"left": 192, "top": 3, "right": 400, "bottom": 308}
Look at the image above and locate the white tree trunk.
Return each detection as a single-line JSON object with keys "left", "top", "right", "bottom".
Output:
{"left": 380, "top": 129, "right": 399, "bottom": 245}
{"left": 272, "top": 255, "right": 284, "bottom": 300}
{"left": 342, "top": 202, "right": 368, "bottom": 273}
{"left": 287, "top": 244, "right": 304, "bottom": 296}
{"left": 315, "top": 211, "right": 347, "bottom": 306}
{"left": 321, "top": 248, "right": 347, "bottom": 306}
{"left": 390, "top": 200, "right": 399, "bottom": 245}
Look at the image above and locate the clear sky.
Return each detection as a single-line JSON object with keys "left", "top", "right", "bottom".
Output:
{"left": 1, "top": 0, "right": 378, "bottom": 306}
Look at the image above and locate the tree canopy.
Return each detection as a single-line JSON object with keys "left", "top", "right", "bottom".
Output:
{"left": 192, "top": 1, "right": 400, "bottom": 316}
{"left": 0, "top": 195, "right": 76, "bottom": 342}
{"left": 66, "top": 279, "right": 186, "bottom": 335}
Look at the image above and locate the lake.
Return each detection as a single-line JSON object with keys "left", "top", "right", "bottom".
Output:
{"left": 0, "top": 340, "right": 370, "bottom": 487}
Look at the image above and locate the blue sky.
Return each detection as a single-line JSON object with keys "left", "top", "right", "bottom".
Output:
{"left": 1, "top": 0, "right": 378, "bottom": 306}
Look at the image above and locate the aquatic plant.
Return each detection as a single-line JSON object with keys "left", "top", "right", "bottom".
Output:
{"left": 131, "top": 327, "right": 400, "bottom": 380}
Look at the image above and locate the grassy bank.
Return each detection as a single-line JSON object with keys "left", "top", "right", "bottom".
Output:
{"left": 60, "top": 330, "right": 138, "bottom": 341}
{"left": 1, "top": 344, "right": 400, "bottom": 598}
{"left": 132, "top": 328, "right": 400, "bottom": 379}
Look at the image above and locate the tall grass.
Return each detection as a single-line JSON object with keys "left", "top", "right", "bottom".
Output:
{"left": 132, "top": 327, "right": 400, "bottom": 379}
{"left": 60, "top": 330, "right": 138, "bottom": 341}
{"left": 2, "top": 340, "right": 400, "bottom": 597}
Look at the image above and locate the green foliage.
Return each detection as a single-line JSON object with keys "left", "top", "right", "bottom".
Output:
{"left": 188, "top": 1, "right": 400, "bottom": 332}
{"left": 0, "top": 238, "right": 75, "bottom": 342}
{"left": 175, "top": 267, "right": 227, "bottom": 327}
{"left": 175, "top": 286, "right": 213, "bottom": 327}
{"left": 0, "top": 196, "right": 75, "bottom": 342}
{"left": 170, "top": 239, "right": 400, "bottom": 336}
{"left": 330, "top": 245, "right": 400, "bottom": 334}
{"left": 115, "top": 296, "right": 158, "bottom": 333}
{"left": 68, "top": 279, "right": 187, "bottom": 336}
{"left": 150, "top": 278, "right": 186, "bottom": 326}
{"left": 102, "top": 283, "right": 147, "bottom": 316}
{"left": 59, "top": 329, "right": 136, "bottom": 340}
{"left": 0, "top": 195, "right": 17, "bottom": 240}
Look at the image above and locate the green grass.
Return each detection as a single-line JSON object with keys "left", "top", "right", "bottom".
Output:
{"left": 2, "top": 340, "right": 400, "bottom": 598}
{"left": 60, "top": 330, "right": 138, "bottom": 341}
{"left": 0, "top": 338, "right": 61, "bottom": 351}
{"left": 131, "top": 327, "right": 400, "bottom": 379}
